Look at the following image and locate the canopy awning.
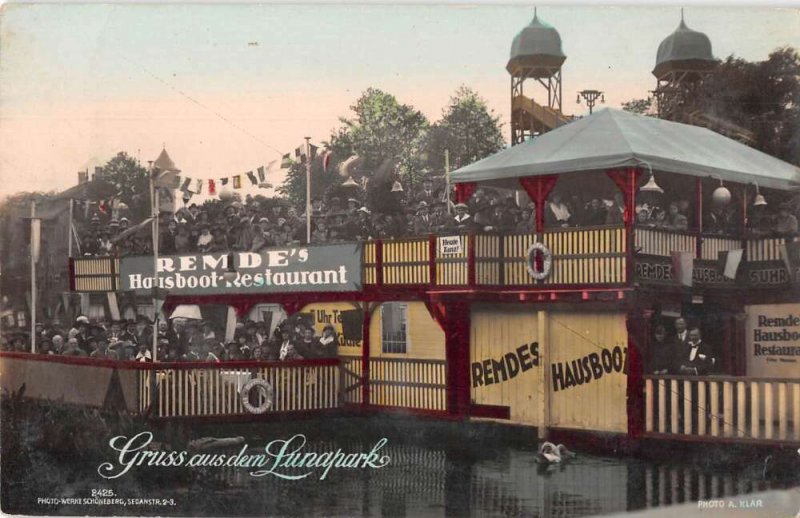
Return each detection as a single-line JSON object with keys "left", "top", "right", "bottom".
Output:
{"left": 451, "top": 108, "right": 800, "bottom": 191}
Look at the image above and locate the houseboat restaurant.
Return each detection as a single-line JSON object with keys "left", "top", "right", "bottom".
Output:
{"left": 2, "top": 109, "right": 799, "bottom": 453}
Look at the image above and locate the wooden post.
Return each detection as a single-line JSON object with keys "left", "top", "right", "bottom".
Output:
{"left": 361, "top": 303, "right": 372, "bottom": 408}
{"left": 428, "top": 234, "right": 437, "bottom": 286}
{"left": 467, "top": 234, "right": 476, "bottom": 287}
{"left": 538, "top": 309, "right": 550, "bottom": 439}
{"left": 696, "top": 177, "right": 704, "bottom": 259}
{"left": 626, "top": 308, "right": 646, "bottom": 438}
{"left": 375, "top": 240, "right": 384, "bottom": 286}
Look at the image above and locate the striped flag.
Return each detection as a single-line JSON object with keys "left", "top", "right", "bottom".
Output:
{"left": 257, "top": 166, "right": 266, "bottom": 183}
{"left": 179, "top": 177, "right": 192, "bottom": 193}
{"left": 294, "top": 143, "right": 319, "bottom": 164}
{"left": 281, "top": 153, "right": 293, "bottom": 169}
{"left": 232, "top": 175, "right": 242, "bottom": 189}
{"left": 246, "top": 171, "right": 258, "bottom": 185}
{"left": 208, "top": 179, "right": 216, "bottom": 195}
{"left": 195, "top": 179, "right": 203, "bottom": 193}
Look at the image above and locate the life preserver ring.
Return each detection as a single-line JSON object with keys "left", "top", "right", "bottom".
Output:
{"left": 526, "top": 242, "right": 552, "bottom": 280}
{"left": 240, "top": 378, "right": 273, "bottom": 414}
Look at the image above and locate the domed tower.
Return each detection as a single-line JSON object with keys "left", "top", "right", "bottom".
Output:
{"left": 507, "top": 9, "right": 569, "bottom": 145}
{"left": 652, "top": 11, "right": 717, "bottom": 120}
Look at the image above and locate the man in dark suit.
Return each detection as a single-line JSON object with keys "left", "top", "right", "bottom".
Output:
{"left": 678, "top": 328, "right": 716, "bottom": 375}
{"left": 674, "top": 317, "right": 689, "bottom": 347}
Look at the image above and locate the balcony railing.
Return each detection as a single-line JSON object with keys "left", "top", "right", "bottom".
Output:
{"left": 635, "top": 227, "right": 790, "bottom": 262}
{"left": 68, "top": 227, "right": 792, "bottom": 292}
{"left": 644, "top": 374, "right": 800, "bottom": 444}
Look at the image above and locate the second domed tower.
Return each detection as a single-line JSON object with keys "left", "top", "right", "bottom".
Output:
{"left": 652, "top": 12, "right": 717, "bottom": 119}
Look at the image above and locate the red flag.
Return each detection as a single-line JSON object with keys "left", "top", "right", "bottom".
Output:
{"left": 208, "top": 179, "right": 216, "bottom": 195}
{"left": 322, "top": 150, "right": 333, "bottom": 172}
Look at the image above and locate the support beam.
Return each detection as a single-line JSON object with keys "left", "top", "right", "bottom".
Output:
{"left": 519, "top": 175, "right": 558, "bottom": 233}
{"left": 626, "top": 307, "right": 647, "bottom": 438}
{"left": 454, "top": 182, "right": 477, "bottom": 204}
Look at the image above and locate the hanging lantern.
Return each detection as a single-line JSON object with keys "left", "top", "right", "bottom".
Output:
{"left": 711, "top": 177, "right": 731, "bottom": 206}
{"left": 752, "top": 182, "right": 767, "bottom": 206}
{"left": 640, "top": 174, "right": 664, "bottom": 194}
{"left": 342, "top": 176, "right": 359, "bottom": 188}
{"left": 391, "top": 180, "right": 404, "bottom": 192}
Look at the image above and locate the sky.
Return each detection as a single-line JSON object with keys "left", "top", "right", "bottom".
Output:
{"left": 1, "top": 4, "right": 798, "bottom": 199}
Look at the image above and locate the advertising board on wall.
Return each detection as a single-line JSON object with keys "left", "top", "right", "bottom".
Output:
{"left": 120, "top": 244, "right": 362, "bottom": 295}
{"left": 745, "top": 303, "right": 800, "bottom": 378}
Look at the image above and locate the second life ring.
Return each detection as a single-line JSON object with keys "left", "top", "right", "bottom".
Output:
{"left": 240, "top": 378, "right": 274, "bottom": 414}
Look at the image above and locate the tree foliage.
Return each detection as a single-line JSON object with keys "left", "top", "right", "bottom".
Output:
{"left": 100, "top": 152, "right": 151, "bottom": 222}
{"left": 700, "top": 47, "right": 800, "bottom": 165}
{"left": 621, "top": 97, "right": 655, "bottom": 116}
{"left": 622, "top": 47, "right": 800, "bottom": 165}
{"left": 425, "top": 86, "right": 506, "bottom": 171}
{"left": 280, "top": 86, "right": 507, "bottom": 212}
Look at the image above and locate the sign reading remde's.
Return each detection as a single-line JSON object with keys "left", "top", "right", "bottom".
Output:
{"left": 120, "top": 244, "right": 362, "bottom": 294}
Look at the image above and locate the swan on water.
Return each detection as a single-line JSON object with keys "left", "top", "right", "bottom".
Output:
{"left": 535, "top": 442, "right": 576, "bottom": 463}
{"left": 536, "top": 442, "right": 562, "bottom": 463}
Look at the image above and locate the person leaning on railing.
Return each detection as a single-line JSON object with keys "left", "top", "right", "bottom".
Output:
{"left": 677, "top": 328, "right": 716, "bottom": 375}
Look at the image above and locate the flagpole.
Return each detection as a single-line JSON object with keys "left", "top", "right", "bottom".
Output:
{"left": 30, "top": 199, "right": 37, "bottom": 354}
{"left": 444, "top": 149, "right": 451, "bottom": 215}
{"left": 68, "top": 198, "right": 74, "bottom": 258}
{"left": 149, "top": 163, "right": 159, "bottom": 365}
{"left": 305, "top": 136, "right": 312, "bottom": 244}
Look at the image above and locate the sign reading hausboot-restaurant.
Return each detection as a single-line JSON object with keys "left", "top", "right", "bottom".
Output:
{"left": 120, "top": 244, "right": 362, "bottom": 294}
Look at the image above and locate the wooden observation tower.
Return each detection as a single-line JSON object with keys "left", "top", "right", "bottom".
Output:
{"left": 652, "top": 12, "right": 717, "bottom": 120}
{"left": 507, "top": 10, "right": 570, "bottom": 145}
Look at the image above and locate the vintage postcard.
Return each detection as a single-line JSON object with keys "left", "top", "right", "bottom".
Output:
{"left": 1, "top": 3, "right": 799, "bottom": 517}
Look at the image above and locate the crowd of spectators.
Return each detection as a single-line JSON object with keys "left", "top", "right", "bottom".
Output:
{"left": 1, "top": 314, "right": 338, "bottom": 362}
{"left": 74, "top": 178, "right": 800, "bottom": 258}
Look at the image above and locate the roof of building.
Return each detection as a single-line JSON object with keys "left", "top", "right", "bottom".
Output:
{"left": 450, "top": 108, "right": 800, "bottom": 191}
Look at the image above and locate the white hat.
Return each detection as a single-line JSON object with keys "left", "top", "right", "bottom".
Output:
{"left": 76, "top": 316, "right": 90, "bottom": 324}
{"left": 357, "top": 207, "right": 371, "bottom": 214}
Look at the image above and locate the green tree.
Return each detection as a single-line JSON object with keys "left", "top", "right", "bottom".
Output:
{"left": 700, "top": 47, "right": 800, "bottom": 165}
{"left": 425, "top": 86, "right": 506, "bottom": 171}
{"left": 622, "top": 47, "right": 800, "bottom": 165}
{"left": 280, "top": 88, "right": 430, "bottom": 212}
{"left": 100, "top": 152, "right": 151, "bottom": 222}
{"left": 621, "top": 97, "right": 655, "bottom": 116}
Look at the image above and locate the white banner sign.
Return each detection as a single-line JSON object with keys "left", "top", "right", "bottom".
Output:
{"left": 745, "top": 304, "right": 800, "bottom": 378}
{"left": 438, "top": 236, "right": 463, "bottom": 256}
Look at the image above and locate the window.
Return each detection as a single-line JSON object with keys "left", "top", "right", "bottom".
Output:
{"left": 381, "top": 303, "right": 408, "bottom": 354}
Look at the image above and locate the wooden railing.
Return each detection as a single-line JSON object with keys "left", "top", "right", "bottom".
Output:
{"left": 70, "top": 228, "right": 793, "bottom": 294}
{"left": 644, "top": 375, "right": 800, "bottom": 444}
{"left": 636, "top": 227, "right": 793, "bottom": 262}
{"left": 139, "top": 359, "right": 340, "bottom": 418}
{"left": 368, "top": 357, "right": 447, "bottom": 412}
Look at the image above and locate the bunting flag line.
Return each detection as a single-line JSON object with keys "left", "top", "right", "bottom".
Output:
{"left": 179, "top": 177, "right": 192, "bottom": 193}
{"left": 233, "top": 175, "right": 242, "bottom": 189}
{"left": 221, "top": 178, "right": 229, "bottom": 186}
{"left": 208, "top": 179, "right": 216, "bottom": 195}
{"left": 281, "top": 153, "right": 293, "bottom": 169}
{"left": 195, "top": 179, "right": 203, "bottom": 194}
{"left": 246, "top": 171, "right": 258, "bottom": 185}
{"left": 257, "top": 166, "right": 266, "bottom": 182}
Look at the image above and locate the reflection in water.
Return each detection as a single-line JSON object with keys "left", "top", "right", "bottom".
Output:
{"left": 6, "top": 414, "right": 796, "bottom": 517}
{"left": 192, "top": 438, "right": 790, "bottom": 517}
